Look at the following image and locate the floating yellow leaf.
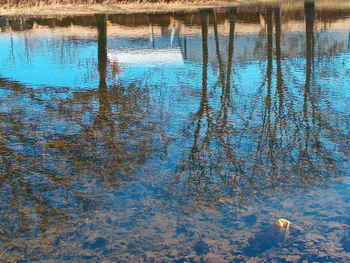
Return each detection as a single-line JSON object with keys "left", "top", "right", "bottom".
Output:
{"left": 274, "top": 218, "right": 290, "bottom": 229}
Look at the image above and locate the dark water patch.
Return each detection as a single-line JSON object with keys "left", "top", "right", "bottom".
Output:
{"left": 83, "top": 237, "right": 109, "bottom": 250}
{"left": 193, "top": 240, "right": 210, "bottom": 256}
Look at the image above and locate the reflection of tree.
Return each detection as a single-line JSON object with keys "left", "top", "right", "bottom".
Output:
{"left": 0, "top": 7, "right": 349, "bottom": 261}
{"left": 0, "top": 16, "right": 163, "bottom": 259}
{"left": 168, "top": 5, "right": 345, "bottom": 209}
{"left": 252, "top": 5, "right": 337, "bottom": 191}
{"left": 169, "top": 11, "right": 214, "bottom": 207}
{"left": 168, "top": 9, "right": 243, "bottom": 208}
{"left": 0, "top": 89, "right": 73, "bottom": 256}
{"left": 0, "top": 73, "right": 161, "bottom": 260}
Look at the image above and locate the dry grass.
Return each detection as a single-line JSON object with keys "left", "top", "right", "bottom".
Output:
{"left": 0, "top": 0, "right": 274, "bottom": 16}
{"left": 0, "top": 0, "right": 243, "bottom": 7}
{"left": 0, "top": 0, "right": 349, "bottom": 16}
{"left": 0, "top": 0, "right": 245, "bottom": 4}
{"left": 0, "top": 0, "right": 292, "bottom": 15}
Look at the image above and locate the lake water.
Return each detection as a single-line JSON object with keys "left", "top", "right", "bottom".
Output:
{"left": 0, "top": 1, "right": 350, "bottom": 262}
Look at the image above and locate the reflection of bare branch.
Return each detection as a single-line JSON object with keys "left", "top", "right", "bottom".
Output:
{"left": 169, "top": 10, "right": 245, "bottom": 209}
{"left": 170, "top": 5, "right": 345, "bottom": 210}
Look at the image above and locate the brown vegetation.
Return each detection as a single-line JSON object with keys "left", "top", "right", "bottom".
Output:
{"left": 0, "top": 0, "right": 276, "bottom": 16}
{"left": 0, "top": 0, "right": 349, "bottom": 16}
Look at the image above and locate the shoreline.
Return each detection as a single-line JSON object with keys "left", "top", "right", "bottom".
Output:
{"left": 0, "top": 1, "right": 275, "bottom": 16}
{"left": 0, "top": 0, "right": 349, "bottom": 17}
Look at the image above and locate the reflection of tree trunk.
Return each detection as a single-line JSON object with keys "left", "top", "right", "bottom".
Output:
{"left": 275, "top": 8, "right": 284, "bottom": 116}
{"left": 274, "top": 7, "right": 287, "bottom": 140}
{"left": 96, "top": 14, "right": 111, "bottom": 126}
{"left": 191, "top": 11, "right": 209, "bottom": 158}
{"left": 257, "top": 9, "right": 274, "bottom": 164}
{"left": 198, "top": 11, "right": 209, "bottom": 130}
{"left": 172, "top": 11, "right": 211, "bottom": 194}
{"left": 201, "top": 11, "right": 208, "bottom": 102}
{"left": 212, "top": 9, "right": 225, "bottom": 88}
{"left": 266, "top": 9, "right": 274, "bottom": 161}
{"left": 223, "top": 8, "right": 236, "bottom": 127}
{"left": 202, "top": 11, "right": 212, "bottom": 130}
{"left": 96, "top": 14, "right": 116, "bottom": 161}
{"left": 266, "top": 9, "right": 273, "bottom": 110}
{"left": 97, "top": 14, "right": 107, "bottom": 87}
{"left": 226, "top": 8, "right": 236, "bottom": 94}
{"left": 303, "top": 0, "right": 315, "bottom": 149}
{"left": 219, "top": 9, "right": 239, "bottom": 184}
{"left": 305, "top": 0, "right": 314, "bottom": 102}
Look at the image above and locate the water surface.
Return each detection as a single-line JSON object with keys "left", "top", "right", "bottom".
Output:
{"left": 0, "top": 2, "right": 350, "bottom": 262}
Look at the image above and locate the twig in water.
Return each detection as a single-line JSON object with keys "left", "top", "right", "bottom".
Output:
{"left": 0, "top": 248, "right": 8, "bottom": 258}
